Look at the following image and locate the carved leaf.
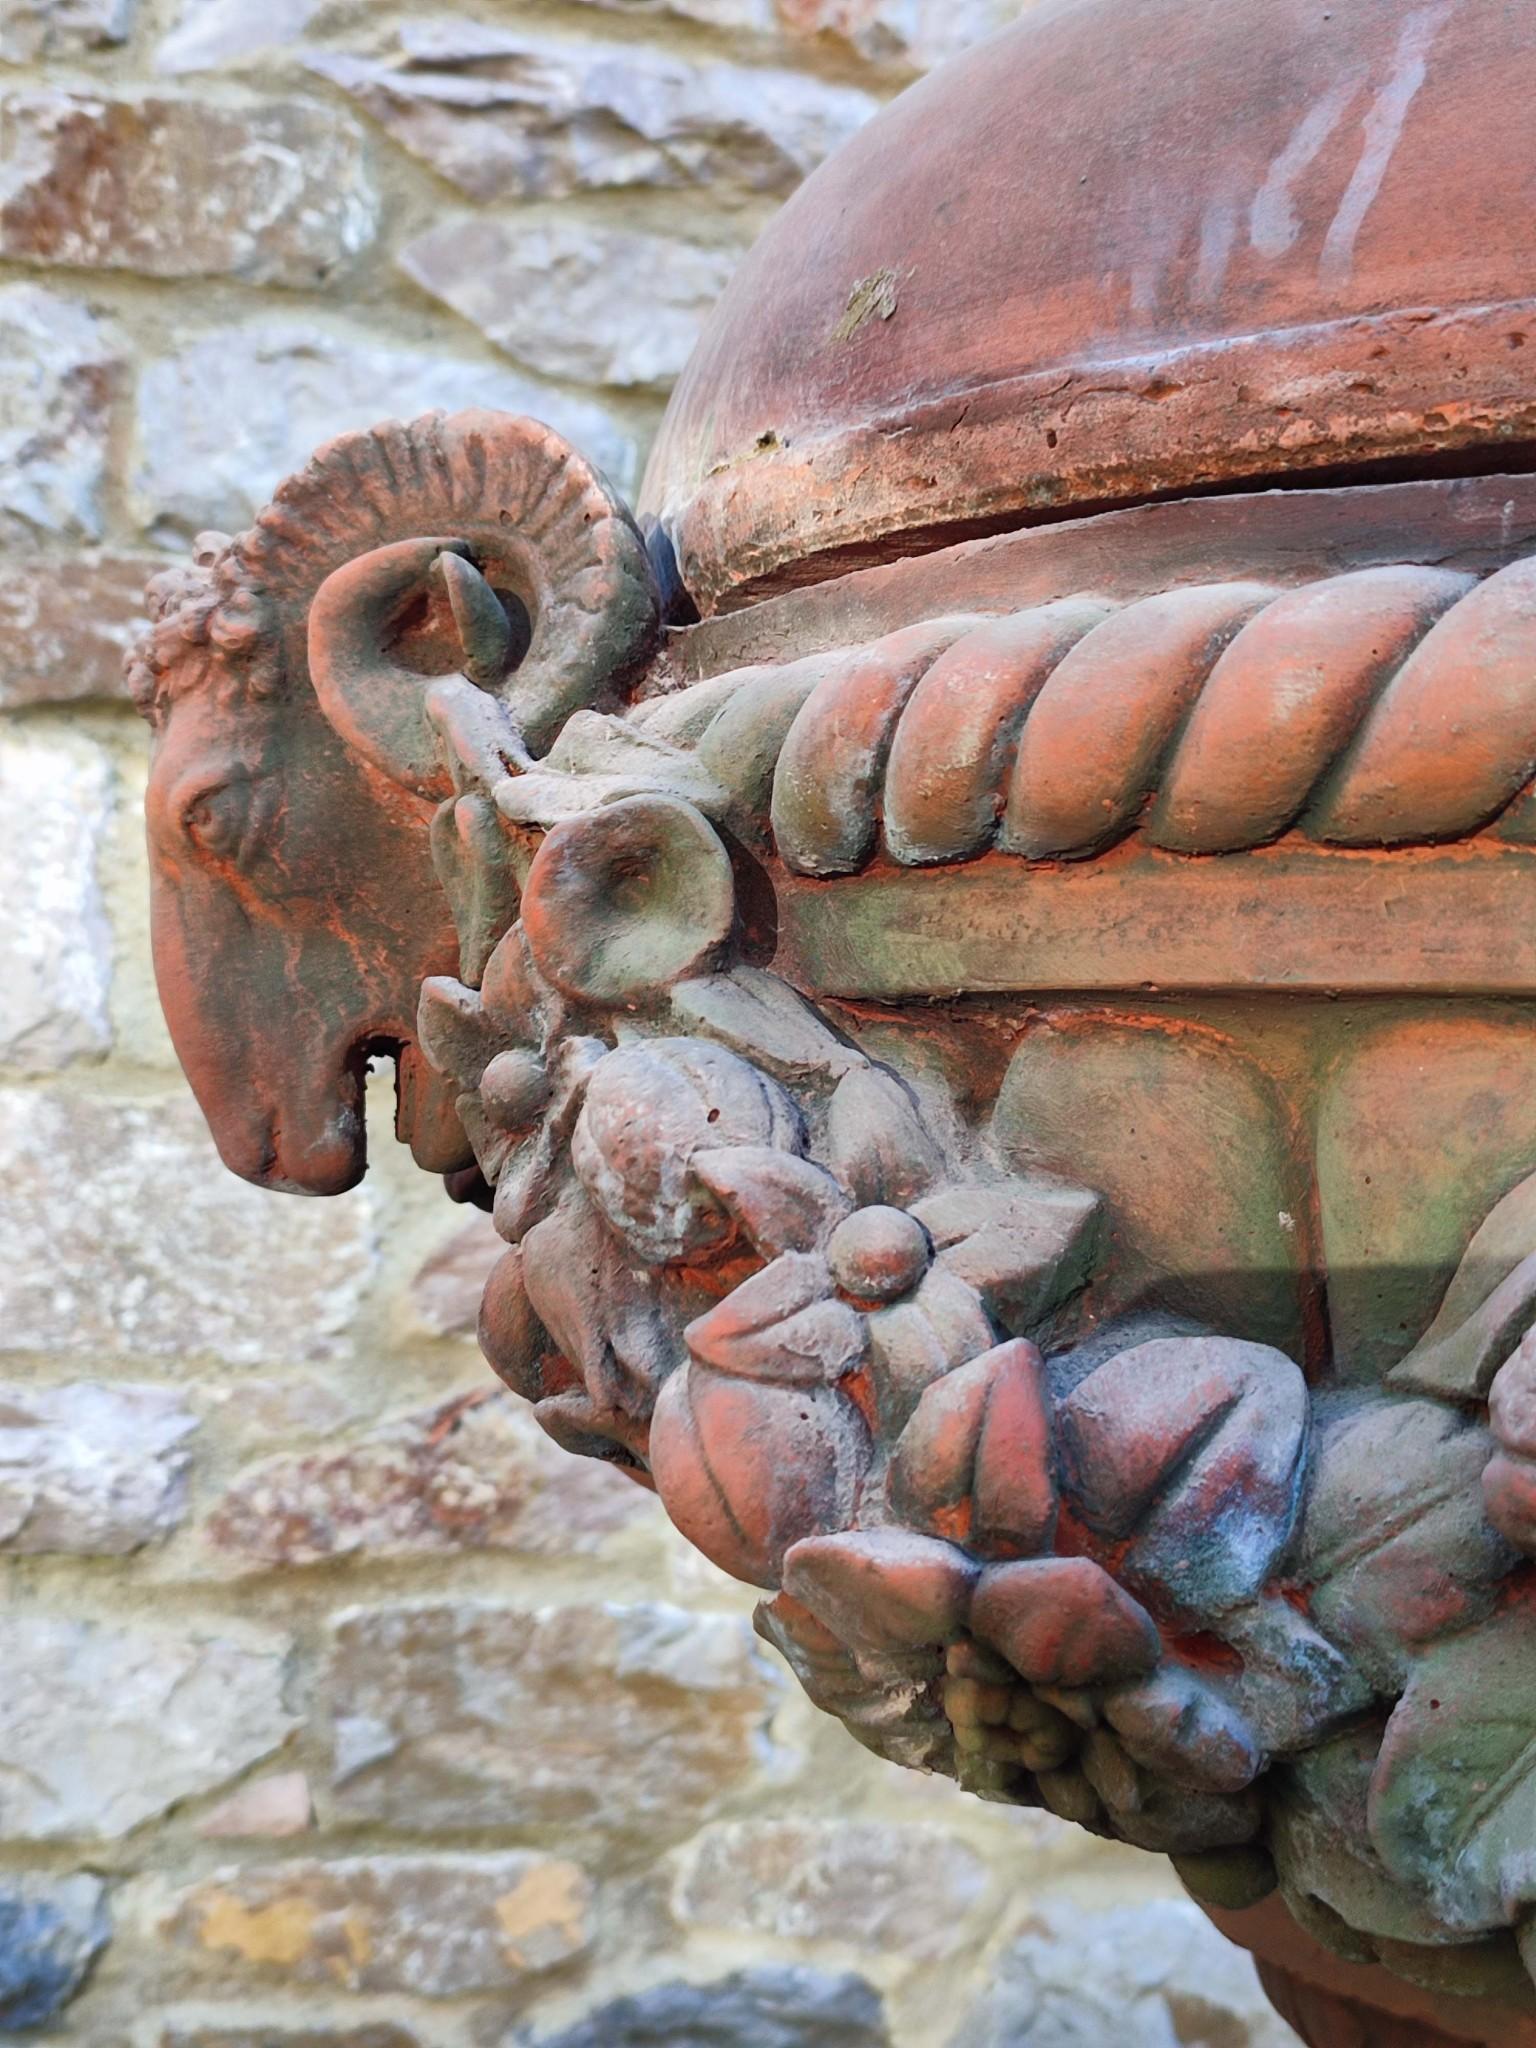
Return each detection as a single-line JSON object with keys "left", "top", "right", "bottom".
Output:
{"left": 531, "top": 1388, "right": 653, "bottom": 1474}
{"left": 430, "top": 787, "right": 524, "bottom": 986}
{"left": 1391, "top": 1169, "right": 1536, "bottom": 1399}
{"left": 416, "top": 974, "right": 511, "bottom": 1092}
{"left": 1103, "top": 1665, "right": 1263, "bottom": 1795}
{"left": 479, "top": 923, "right": 544, "bottom": 1030}
{"left": 1267, "top": 1727, "right": 1457, "bottom": 1952}
{"left": 782, "top": 1529, "right": 980, "bottom": 1655}
{"left": 1485, "top": 1331, "right": 1536, "bottom": 1555}
{"left": 520, "top": 1192, "right": 678, "bottom": 1415}
{"left": 1481, "top": 1448, "right": 1536, "bottom": 1555}
{"left": 692, "top": 1147, "right": 853, "bottom": 1257}
{"left": 477, "top": 1244, "right": 550, "bottom": 1404}
{"left": 827, "top": 1066, "right": 945, "bottom": 1207}
{"left": 866, "top": 1265, "right": 997, "bottom": 1436}
{"left": 888, "top": 1338, "right": 1056, "bottom": 1555}
{"left": 1369, "top": 1605, "right": 1536, "bottom": 1933}
{"left": 913, "top": 1181, "right": 1102, "bottom": 1334}
{"left": 1301, "top": 1396, "right": 1510, "bottom": 1681}
{"left": 971, "top": 1556, "right": 1160, "bottom": 1689}
{"left": 670, "top": 966, "right": 867, "bottom": 1084}
{"left": 1217, "top": 1599, "right": 1371, "bottom": 1763}
{"left": 496, "top": 703, "right": 729, "bottom": 815}
{"left": 544, "top": 707, "right": 726, "bottom": 801}
{"left": 1059, "top": 1335, "right": 1309, "bottom": 1618}
{"left": 1491, "top": 1330, "right": 1536, "bottom": 1458}
{"left": 685, "top": 1253, "right": 868, "bottom": 1385}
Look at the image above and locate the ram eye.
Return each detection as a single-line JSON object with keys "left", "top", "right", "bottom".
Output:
{"left": 181, "top": 778, "right": 263, "bottom": 862}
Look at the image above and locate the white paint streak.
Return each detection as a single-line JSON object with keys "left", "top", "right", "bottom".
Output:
{"left": 1250, "top": 78, "right": 1361, "bottom": 258}
{"left": 1195, "top": 191, "right": 1240, "bottom": 306}
{"left": 1320, "top": 0, "right": 1456, "bottom": 288}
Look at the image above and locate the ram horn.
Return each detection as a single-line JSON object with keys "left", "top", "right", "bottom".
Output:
{"left": 232, "top": 408, "right": 660, "bottom": 794}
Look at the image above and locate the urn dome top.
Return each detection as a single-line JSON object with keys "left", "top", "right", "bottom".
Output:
{"left": 639, "top": 0, "right": 1536, "bottom": 617}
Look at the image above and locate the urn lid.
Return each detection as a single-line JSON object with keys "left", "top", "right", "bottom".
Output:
{"left": 639, "top": 0, "right": 1536, "bottom": 617}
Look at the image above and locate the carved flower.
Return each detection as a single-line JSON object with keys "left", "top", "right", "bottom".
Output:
{"left": 642, "top": 1057, "right": 1101, "bottom": 1589}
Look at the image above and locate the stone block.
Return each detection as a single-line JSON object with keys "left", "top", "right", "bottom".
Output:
{"left": 165, "top": 1855, "right": 591, "bottom": 1995}
{"left": 399, "top": 220, "right": 738, "bottom": 391}
{"left": 408, "top": 1212, "right": 503, "bottom": 1337}
{"left": 500, "top": 1966, "right": 891, "bottom": 2047}
{"left": 772, "top": 0, "right": 1033, "bottom": 75}
{"left": 0, "top": 1875, "right": 108, "bottom": 2031}
{"left": 0, "top": 1086, "right": 377, "bottom": 1366}
{"left": 155, "top": 0, "right": 322, "bottom": 73}
{"left": 554, "top": 0, "right": 1037, "bottom": 74}
{"left": 672, "top": 1819, "right": 988, "bottom": 1959}
{"left": 132, "top": 321, "right": 639, "bottom": 540}
{"left": 0, "top": 1615, "right": 295, "bottom": 1839}
{"left": 947, "top": 1900, "right": 1299, "bottom": 2048}
{"left": 0, "top": 285, "right": 119, "bottom": 543}
{"left": 196, "top": 1771, "right": 313, "bottom": 1840}
{"left": 0, "top": 730, "right": 112, "bottom": 1073}
{"left": 310, "top": 24, "right": 876, "bottom": 203}
{"left": 560, "top": 0, "right": 775, "bottom": 34}
{"left": 162, "top": 2029, "right": 420, "bottom": 2048}
{"left": 0, "top": 550, "right": 163, "bottom": 708}
{"left": 0, "top": 92, "right": 377, "bottom": 285}
{"left": 202, "top": 1388, "right": 651, "bottom": 1569}
{"left": 0, "top": 1380, "right": 194, "bottom": 1554}
{"left": 0, "top": 0, "right": 133, "bottom": 61}
{"left": 323, "top": 1601, "right": 779, "bottom": 1839}
{"left": 193, "top": 1377, "right": 362, "bottom": 1458}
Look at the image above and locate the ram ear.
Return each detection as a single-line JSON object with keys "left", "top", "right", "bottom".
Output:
{"left": 238, "top": 409, "right": 660, "bottom": 797}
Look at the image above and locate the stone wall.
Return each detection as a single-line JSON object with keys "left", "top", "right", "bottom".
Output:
{"left": 0, "top": 0, "right": 1301, "bottom": 2041}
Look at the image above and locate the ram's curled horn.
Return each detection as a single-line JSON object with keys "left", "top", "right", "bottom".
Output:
{"left": 235, "top": 408, "right": 660, "bottom": 795}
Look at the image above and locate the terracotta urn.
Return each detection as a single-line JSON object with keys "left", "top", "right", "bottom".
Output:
{"left": 132, "top": 2, "right": 1536, "bottom": 2041}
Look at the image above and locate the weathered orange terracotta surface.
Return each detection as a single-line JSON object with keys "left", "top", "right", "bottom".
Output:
{"left": 133, "top": 5, "right": 1536, "bottom": 2045}
{"left": 644, "top": 0, "right": 1536, "bottom": 613}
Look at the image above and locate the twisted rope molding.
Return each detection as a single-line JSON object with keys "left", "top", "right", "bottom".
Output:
{"left": 611, "top": 557, "right": 1536, "bottom": 877}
